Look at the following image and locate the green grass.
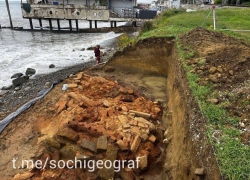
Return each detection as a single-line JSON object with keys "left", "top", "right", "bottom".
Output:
{"left": 138, "top": 8, "right": 250, "bottom": 41}
{"left": 216, "top": 131, "right": 250, "bottom": 180}
{"left": 137, "top": 8, "right": 250, "bottom": 180}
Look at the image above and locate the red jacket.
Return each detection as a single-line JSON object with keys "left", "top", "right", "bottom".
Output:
{"left": 94, "top": 47, "right": 100, "bottom": 57}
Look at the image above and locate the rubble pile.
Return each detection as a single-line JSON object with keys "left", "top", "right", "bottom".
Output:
{"left": 13, "top": 72, "right": 164, "bottom": 180}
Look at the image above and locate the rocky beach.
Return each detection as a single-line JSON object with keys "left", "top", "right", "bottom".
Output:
{"left": 0, "top": 47, "right": 117, "bottom": 119}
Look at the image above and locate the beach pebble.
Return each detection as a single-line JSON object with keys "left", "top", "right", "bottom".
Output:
{"left": 15, "top": 87, "right": 21, "bottom": 91}
{"left": 45, "top": 82, "right": 52, "bottom": 87}
{"left": 49, "top": 64, "right": 55, "bottom": 68}
{"left": 0, "top": 90, "right": 8, "bottom": 96}
{"left": 11, "top": 73, "right": 23, "bottom": 79}
{"left": 25, "top": 68, "right": 36, "bottom": 76}
{"left": 23, "top": 76, "right": 29, "bottom": 81}
{"left": 12, "top": 77, "right": 26, "bottom": 86}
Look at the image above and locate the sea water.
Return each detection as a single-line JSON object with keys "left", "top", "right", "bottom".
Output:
{"left": 0, "top": 1, "right": 125, "bottom": 90}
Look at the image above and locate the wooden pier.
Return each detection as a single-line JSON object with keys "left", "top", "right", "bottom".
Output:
{"left": 3, "top": 0, "right": 154, "bottom": 32}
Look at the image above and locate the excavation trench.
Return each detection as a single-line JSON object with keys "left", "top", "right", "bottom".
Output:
{"left": 0, "top": 37, "right": 221, "bottom": 180}
{"left": 100, "top": 37, "right": 221, "bottom": 180}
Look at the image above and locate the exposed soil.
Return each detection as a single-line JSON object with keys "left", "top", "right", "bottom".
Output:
{"left": 3, "top": 29, "right": 249, "bottom": 180}
{"left": 180, "top": 28, "right": 250, "bottom": 145}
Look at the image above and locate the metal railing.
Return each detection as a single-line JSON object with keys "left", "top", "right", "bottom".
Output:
{"left": 110, "top": 7, "right": 138, "bottom": 18}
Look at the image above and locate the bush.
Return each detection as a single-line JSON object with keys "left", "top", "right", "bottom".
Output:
{"left": 214, "top": 0, "right": 222, "bottom": 4}
{"left": 161, "top": 9, "right": 185, "bottom": 18}
{"left": 117, "top": 33, "right": 135, "bottom": 49}
{"left": 242, "top": 1, "right": 250, "bottom": 5}
{"left": 139, "top": 21, "right": 154, "bottom": 36}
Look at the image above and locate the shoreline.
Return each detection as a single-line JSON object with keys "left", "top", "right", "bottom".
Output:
{"left": 0, "top": 48, "right": 117, "bottom": 120}
{"left": 0, "top": 22, "right": 141, "bottom": 119}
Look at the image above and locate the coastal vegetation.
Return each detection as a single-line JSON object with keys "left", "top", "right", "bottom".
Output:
{"left": 117, "top": 33, "right": 135, "bottom": 49}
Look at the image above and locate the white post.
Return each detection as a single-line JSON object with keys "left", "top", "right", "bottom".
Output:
{"left": 213, "top": 6, "right": 216, "bottom": 30}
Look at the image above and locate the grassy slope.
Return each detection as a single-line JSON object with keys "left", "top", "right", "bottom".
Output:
{"left": 137, "top": 8, "right": 250, "bottom": 180}
{"left": 139, "top": 8, "right": 250, "bottom": 41}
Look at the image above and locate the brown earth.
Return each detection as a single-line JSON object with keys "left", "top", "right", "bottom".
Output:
{"left": 180, "top": 28, "right": 250, "bottom": 144}
{"left": 0, "top": 72, "right": 165, "bottom": 180}
{"left": 3, "top": 29, "right": 249, "bottom": 180}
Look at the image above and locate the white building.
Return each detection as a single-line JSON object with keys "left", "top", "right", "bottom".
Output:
{"left": 151, "top": 1, "right": 156, "bottom": 8}
{"left": 168, "top": 0, "right": 180, "bottom": 8}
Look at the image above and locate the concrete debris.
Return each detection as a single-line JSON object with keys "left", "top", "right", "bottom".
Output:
{"left": 117, "top": 140, "right": 129, "bottom": 151}
{"left": 129, "top": 110, "right": 151, "bottom": 120}
{"left": 67, "top": 84, "right": 78, "bottom": 89}
{"left": 138, "top": 155, "right": 148, "bottom": 169}
{"left": 195, "top": 168, "right": 206, "bottom": 176}
{"left": 80, "top": 139, "right": 97, "bottom": 153}
{"left": 99, "top": 145, "right": 118, "bottom": 180}
{"left": 97, "top": 135, "right": 108, "bottom": 151}
{"left": 45, "top": 137, "right": 61, "bottom": 149}
{"left": 14, "top": 172, "right": 34, "bottom": 180}
{"left": 131, "top": 135, "right": 141, "bottom": 153}
{"left": 56, "top": 127, "right": 79, "bottom": 142}
{"left": 148, "top": 135, "right": 156, "bottom": 143}
{"left": 10, "top": 74, "right": 164, "bottom": 179}
{"left": 103, "top": 100, "right": 112, "bottom": 108}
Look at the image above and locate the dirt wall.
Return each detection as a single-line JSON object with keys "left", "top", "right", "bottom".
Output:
{"left": 162, "top": 43, "right": 221, "bottom": 180}
{"left": 107, "top": 37, "right": 175, "bottom": 76}
{"left": 106, "top": 37, "right": 222, "bottom": 180}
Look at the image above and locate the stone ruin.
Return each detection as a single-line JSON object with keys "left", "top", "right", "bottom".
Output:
{"left": 13, "top": 72, "right": 165, "bottom": 180}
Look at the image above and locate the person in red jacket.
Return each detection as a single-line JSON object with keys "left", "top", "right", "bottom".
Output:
{"left": 94, "top": 45, "right": 101, "bottom": 64}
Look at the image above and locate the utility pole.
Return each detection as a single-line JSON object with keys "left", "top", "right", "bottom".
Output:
{"left": 5, "top": 0, "right": 13, "bottom": 29}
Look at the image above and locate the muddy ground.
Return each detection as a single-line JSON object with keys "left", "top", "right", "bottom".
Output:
{"left": 0, "top": 28, "right": 249, "bottom": 180}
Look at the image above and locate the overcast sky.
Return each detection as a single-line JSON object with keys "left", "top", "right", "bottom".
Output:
{"left": 0, "top": 0, "right": 153, "bottom": 3}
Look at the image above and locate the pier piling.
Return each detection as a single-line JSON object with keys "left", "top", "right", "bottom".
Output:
{"left": 132, "top": 21, "right": 137, "bottom": 27}
{"left": 29, "top": 18, "right": 33, "bottom": 30}
{"left": 5, "top": 0, "right": 13, "bottom": 29}
{"left": 57, "top": 19, "right": 60, "bottom": 30}
{"left": 69, "top": 19, "right": 72, "bottom": 31}
{"left": 76, "top": 20, "right": 79, "bottom": 31}
{"left": 49, "top": 19, "right": 52, "bottom": 30}
{"left": 39, "top": 18, "right": 42, "bottom": 28}
{"left": 95, "top": 20, "right": 97, "bottom": 29}
{"left": 89, "top": 20, "right": 92, "bottom": 29}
